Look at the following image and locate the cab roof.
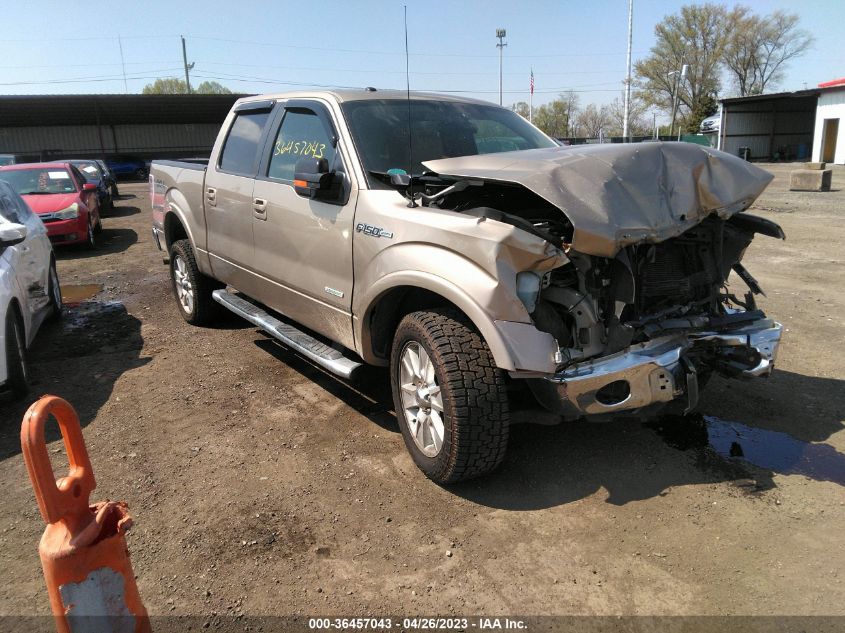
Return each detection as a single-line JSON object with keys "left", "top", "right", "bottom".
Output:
{"left": 234, "top": 89, "right": 495, "bottom": 108}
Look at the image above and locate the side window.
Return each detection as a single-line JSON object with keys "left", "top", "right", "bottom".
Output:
{"left": 268, "top": 110, "right": 336, "bottom": 182}
{"left": 219, "top": 111, "right": 271, "bottom": 175}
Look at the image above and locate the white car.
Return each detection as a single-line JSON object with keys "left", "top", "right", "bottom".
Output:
{"left": 0, "top": 180, "right": 61, "bottom": 398}
{"left": 700, "top": 114, "right": 721, "bottom": 134}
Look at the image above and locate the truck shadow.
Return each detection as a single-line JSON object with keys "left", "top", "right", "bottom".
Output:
{"left": 249, "top": 337, "right": 845, "bottom": 509}
{"left": 451, "top": 369, "right": 845, "bottom": 509}
{"left": 0, "top": 301, "right": 148, "bottom": 461}
{"left": 54, "top": 228, "right": 138, "bottom": 259}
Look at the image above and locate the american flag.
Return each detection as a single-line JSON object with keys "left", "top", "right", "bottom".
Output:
{"left": 530, "top": 69, "right": 534, "bottom": 95}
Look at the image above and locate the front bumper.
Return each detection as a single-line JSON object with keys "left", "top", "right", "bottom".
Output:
{"left": 41, "top": 216, "right": 87, "bottom": 245}
{"left": 540, "top": 319, "right": 783, "bottom": 419}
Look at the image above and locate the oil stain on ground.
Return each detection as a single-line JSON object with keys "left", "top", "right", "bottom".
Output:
{"left": 648, "top": 414, "right": 845, "bottom": 486}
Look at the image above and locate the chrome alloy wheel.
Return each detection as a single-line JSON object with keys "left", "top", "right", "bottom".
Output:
{"left": 173, "top": 255, "right": 194, "bottom": 314}
{"left": 399, "top": 341, "right": 445, "bottom": 457}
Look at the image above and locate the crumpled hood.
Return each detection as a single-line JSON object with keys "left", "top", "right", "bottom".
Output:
{"left": 22, "top": 192, "right": 80, "bottom": 214}
{"left": 423, "top": 142, "right": 774, "bottom": 257}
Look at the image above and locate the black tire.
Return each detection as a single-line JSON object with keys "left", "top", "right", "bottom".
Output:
{"left": 85, "top": 217, "right": 97, "bottom": 249}
{"left": 169, "top": 239, "right": 223, "bottom": 326}
{"left": 390, "top": 309, "right": 510, "bottom": 484}
{"left": 5, "top": 308, "right": 29, "bottom": 399}
{"left": 135, "top": 168, "right": 147, "bottom": 180}
{"left": 111, "top": 184, "right": 119, "bottom": 199}
{"left": 94, "top": 214, "right": 103, "bottom": 234}
{"left": 46, "top": 259, "right": 62, "bottom": 321}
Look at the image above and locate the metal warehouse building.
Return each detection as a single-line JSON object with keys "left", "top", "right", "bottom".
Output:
{"left": 718, "top": 89, "right": 819, "bottom": 162}
{"left": 719, "top": 79, "right": 845, "bottom": 165}
{"left": 0, "top": 93, "right": 246, "bottom": 162}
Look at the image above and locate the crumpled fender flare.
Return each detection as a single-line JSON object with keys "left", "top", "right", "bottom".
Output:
{"left": 355, "top": 267, "right": 558, "bottom": 374}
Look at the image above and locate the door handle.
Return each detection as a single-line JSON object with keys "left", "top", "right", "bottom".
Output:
{"left": 253, "top": 198, "right": 268, "bottom": 220}
{"left": 206, "top": 187, "right": 217, "bottom": 206}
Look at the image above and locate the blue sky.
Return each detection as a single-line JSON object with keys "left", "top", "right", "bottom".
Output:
{"left": 1, "top": 0, "right": 842, "bottom": 110}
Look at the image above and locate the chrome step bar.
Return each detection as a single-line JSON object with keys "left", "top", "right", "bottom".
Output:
{"left": 212, "top": 289, "right": 362, "bottom": 379}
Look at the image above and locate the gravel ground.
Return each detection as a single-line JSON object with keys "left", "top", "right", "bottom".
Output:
{"left": 1, "top": 163, "right": 843, "bottom": 621}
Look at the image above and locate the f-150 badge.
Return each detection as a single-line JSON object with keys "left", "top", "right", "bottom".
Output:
{"left": 356, "top": 223, "right": 393, "bottom": 239}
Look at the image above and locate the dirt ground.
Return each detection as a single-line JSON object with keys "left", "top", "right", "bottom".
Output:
{"left": 1, "top": 163, "right": 844, "bottom": 623}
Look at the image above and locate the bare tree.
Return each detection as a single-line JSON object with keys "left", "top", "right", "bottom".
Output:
{"left": 575, "top": 104, "right": 610, "bottom": 138}
{"left": 606, "top": 92, "right": 651, "bottom": 136}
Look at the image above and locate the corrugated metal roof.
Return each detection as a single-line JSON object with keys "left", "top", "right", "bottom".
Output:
{"left": 0, "top": 93, "right": 250, "bottom": 127}
{"left": 720, "top": 89, "right": 820, "bottom": 105}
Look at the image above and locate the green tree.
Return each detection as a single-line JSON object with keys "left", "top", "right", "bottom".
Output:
{"left": 533, "top": 91, "right": 580, "bottom": 138}
{"left": 142, "top": 78, "right": 188, "bottom": 94}
{"left": 634, "top": 4, "right": 734, "bottom": 121}
{"left": 510, "top": 101, "right": 530, "bottom": 118}
{"left": 196, "top": 81, "right": 232, "bottom": 95}
{"left": 142, "top": 78, "right": 233, "bottom": 95}
{"left": 681, "top": 93, "right": 718, "bottom": 134}
{"left": 723, "top": 10, "right": 813, "bottom": 96}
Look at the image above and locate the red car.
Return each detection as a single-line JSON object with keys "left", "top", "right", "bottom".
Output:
{"left": 0, "top": 162, "right": 101, "bottom": 248}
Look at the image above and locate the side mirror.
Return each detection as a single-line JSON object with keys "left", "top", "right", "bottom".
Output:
{"left": 293, "top": 157, "right": 335, "bottom": 199}
{"left": 0, "top": 222, "right": 27, "bottom": 247}
{"left": 82, "top": 183, "right": 97, "bottom": 192}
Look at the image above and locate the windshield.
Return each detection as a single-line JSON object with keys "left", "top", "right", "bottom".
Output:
{"left": 0, "top": 167, "right": 78, "bottom": 195}
{"left": 341, "top": 99, "right": 556, "bottom": 186}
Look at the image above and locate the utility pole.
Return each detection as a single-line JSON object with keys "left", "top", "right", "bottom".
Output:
{"left": 181, "top": 35, "right": 195, "bottom": 94}
{"left": 496, "top": 28, "right": 507, "bottom": 106}
{"left": 622, "top": 0, "right": 633, "bottom": 141}
{"left": 117, "top": 36, "right": 128, "bottom": 94}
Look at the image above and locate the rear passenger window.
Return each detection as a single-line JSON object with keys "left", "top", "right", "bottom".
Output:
{"left": 219, "top": 111, "right": 271, "bottom": 175}
{"left": 268, "top": 110, "right": 336, "bottom": 182}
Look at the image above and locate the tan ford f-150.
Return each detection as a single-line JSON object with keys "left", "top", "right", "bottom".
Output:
{"left": 151, "top": 89, "right": 784, "bottom": 483}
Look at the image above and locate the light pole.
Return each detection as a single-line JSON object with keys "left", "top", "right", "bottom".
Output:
{"left": 668, "top": 63, "right": 687, "bottom": 141}
{"left": 496, "top": 29, "right": 507, "bottom": 106}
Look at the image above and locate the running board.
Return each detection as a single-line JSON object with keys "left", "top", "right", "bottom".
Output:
{"left": 212, "top": 289, "right": 362, "bottom": 379}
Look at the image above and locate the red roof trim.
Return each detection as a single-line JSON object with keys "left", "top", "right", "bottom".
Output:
{"left": 819, "top": 78, "right": 845, "bottom": 88}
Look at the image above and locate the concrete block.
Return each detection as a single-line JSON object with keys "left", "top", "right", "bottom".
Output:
{"left": 804, "top": 162, "right": 826, "bottom": 170}
{"left": 790, "top": 169, "right": 832, "bottom": 192}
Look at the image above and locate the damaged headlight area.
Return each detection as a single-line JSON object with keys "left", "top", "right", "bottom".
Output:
{"left": 525, "top": 214, "right": 785, "bottom": 419}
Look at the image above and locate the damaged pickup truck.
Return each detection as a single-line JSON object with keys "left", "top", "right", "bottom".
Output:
{"left": 151, "top": 90, "right": 784, "bottom": 483}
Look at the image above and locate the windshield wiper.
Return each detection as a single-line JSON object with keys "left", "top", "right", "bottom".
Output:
{"left": 20, "top": 191, "right": 53, "bottom": 195}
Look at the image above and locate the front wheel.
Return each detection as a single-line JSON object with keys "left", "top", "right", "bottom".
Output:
{"left": 4, "top": 309, "right": 29, "bottom": 399}
{"left": 169, "top": 239, "right": 223, "bottom": 325}
{"left": 46, "top": 260, "right": 62, "bottom": 320}
{"left": 390, "top": 309, "right": 510, "bottom": 484}
{"left": 85, "top": 218, "right": 97, "bottom": 249}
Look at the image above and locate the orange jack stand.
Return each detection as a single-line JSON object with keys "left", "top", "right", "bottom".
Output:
{"left": 21, "top": 395, "right": 150, "bottom": 633}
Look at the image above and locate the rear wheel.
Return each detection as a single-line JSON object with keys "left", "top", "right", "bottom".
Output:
{"left": 4, "top": 309, "right": 28, "bottom": 399}
{"left": 390, "top": 309, "right": 510, "bottom": 484}
{"left": 169, "top": 239, "right": 223, "bottom": 325}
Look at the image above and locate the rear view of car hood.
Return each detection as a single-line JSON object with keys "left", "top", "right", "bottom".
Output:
{"left": 423, "top": 142, "right": 774, "bottom": 257}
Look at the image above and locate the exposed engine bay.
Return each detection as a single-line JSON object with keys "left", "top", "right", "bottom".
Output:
{"left": 396, "top": 143, "right": 786, "bottom": 419}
